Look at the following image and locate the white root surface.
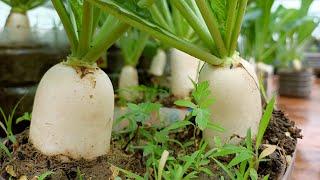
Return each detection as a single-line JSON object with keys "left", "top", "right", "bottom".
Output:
{"left": 199, "top": 59, "right": 262, "bottom": 146}
{"left": 149, "top": 49, "right": 167, "bottom": 76}
{"left": 170, "top": 48, "right": 204, "bottom": 98}
{"left": 118, "top": 65, "right": 139, "bottom": 101}
{"left": 30, "top": 63, "right": 114, "bottom": 160}
{"left": 4, "top": 11, "right": 31, "bottom": 45}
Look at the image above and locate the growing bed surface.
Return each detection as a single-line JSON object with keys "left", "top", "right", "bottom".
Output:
{"left": 0, "top": 110, "right": 302, "bottom": 180}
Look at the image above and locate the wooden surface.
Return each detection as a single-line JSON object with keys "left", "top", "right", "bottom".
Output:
{"left": 277, "top": 78, "right": 320, "bottom": 180}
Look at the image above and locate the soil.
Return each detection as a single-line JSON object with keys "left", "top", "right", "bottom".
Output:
{"left": 0, "top": 110, "right": 301, "bottom": 180}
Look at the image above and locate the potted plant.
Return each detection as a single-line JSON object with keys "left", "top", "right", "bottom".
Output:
{"left": 272, "top": 1, "right": 319, "bottom": 98}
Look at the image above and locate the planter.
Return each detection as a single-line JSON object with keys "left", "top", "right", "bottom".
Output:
{"left": 0, "top": 46, "right": 68, "bottom": 116}
{"left": 278, "top": 69, "right": 313, "bottom": 98}
{"left": 305, "top": 52, "right": 320, "bottom": 77}
{"left": 0, "top": 106, "right": 301, "bottom": 179}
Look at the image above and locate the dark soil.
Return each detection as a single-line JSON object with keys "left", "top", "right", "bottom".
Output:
{"left": 0, "top": 110, "right": 301, "bottom": 180}
{"left": 258, "top": 110, "right": 302, "bottom": 179}
{"left": 0, "top": 131, "right": 144, "bottom": 180}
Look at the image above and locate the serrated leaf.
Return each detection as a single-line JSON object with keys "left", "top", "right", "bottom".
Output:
{"left": 174, "top": 100, "right": 197, "bottom": 109}
{"left": 192, "top": 108, "right": 210, "bottom": 130}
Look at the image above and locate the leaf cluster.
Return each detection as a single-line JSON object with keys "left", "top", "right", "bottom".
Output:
{"left": 1, "top": 0, "right": 46, "bottom": 13}
{"left": 88, "top": 0, "right": 250, "bottom": 65}
{"left": 174, "top": 81, "right": 222, "bottom": 131}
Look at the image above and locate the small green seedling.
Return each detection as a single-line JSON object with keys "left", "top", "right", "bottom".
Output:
{"left": 175, "top": 81, "right": 223, "bottom": 132}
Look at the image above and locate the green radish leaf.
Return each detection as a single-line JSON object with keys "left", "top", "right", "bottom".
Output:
{"left": 256, "top": 96, "right": 275, "bottom": 150}
{"left": 88, "top": 0, "right": 223, "bottom": 65}
{"left": 174, "top": 100, "right": 197, "bottom": 109}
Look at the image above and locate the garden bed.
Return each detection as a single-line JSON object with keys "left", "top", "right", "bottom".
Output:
{"left": 0, "top": 110, "right": 302, "bottom": 180}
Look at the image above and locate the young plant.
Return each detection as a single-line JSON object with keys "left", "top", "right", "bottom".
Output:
{"left": 29, "top": 0, "right": 130, "bottom": 160}
{"left": 272, "top": 0, "right": 319, "bottom": 70}
{"left": 118, "top": 28, "right": 149, "bottom": 101}
{"left": 1, "top": 0, "right": 46, "bottom": 45}
{"left": 175, "top": 81, "right": 223, "bottom": 132}
{"left": 241, "top": 0, "right": 277, "bottom": 64}
{"left": 89, "top": 0, "right": 263, "bottom": 146}
{"left": 212, "top": 96, "right": 276, "bottom": 180}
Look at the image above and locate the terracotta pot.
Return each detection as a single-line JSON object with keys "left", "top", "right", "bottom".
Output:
{"left": 278, "top": 69, "right": 313, "bottom": 98}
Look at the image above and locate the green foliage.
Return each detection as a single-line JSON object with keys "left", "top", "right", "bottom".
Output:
{"left": 118, "top": 28, "right": 149, "bottom": 67}
{"left": 52, "top": 0, "right": 130, "bottom": 66}
{"left": 175, "top": 81, "right": 223, "bottom": 131}
{"left": 1, "top": 0, "right": 46, "bottom": 13}
{"left": 272, "top": 1, "right": 319, "bottom": 68}
{"left": 88, "top": 0, "right": 249, "bottom": 65}
{"left": 241, "top": 0, "right": 276, "bottom": 63}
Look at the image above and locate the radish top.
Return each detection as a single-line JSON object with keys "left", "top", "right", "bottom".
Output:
{"left": 52, "top": 0, "right": 130, "bottom": 67}
{"left": 1, "top": 0, "right": 45, "bottom": 13}
{"left": 89, "top": 0, "right": 249, "bottom": 66}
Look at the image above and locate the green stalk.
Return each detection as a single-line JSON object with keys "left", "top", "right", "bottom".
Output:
{"left": 196, "top": 0, "right": 227, "bottom": 58}
{"left": 158, "top": 0, "right": 174, "bottom": 30}
{"left": 77, "top": 1, "right": 93, "bottom": 57}
{"left": 52, "top": 0, "right": 78, "bottom": 53}
{"left": 129, "top": 33, "right": 149, "bottom": 67}
{"left": 229, "top": 0, "right": 249, "bottom": 54}
{"left": 171, "top": 0, "right": 216, "bottom": 53}
{"left": 225, "top": 0, "right": 238, "bottom": 55}
{"left": 150, "top": 5, "right": 171, "bottom": 31}
{"left": 88, "top": 0, "right": 223, "bottom": 65}
{"left": 83, "top": 19, "right": 129, "bottom": 63}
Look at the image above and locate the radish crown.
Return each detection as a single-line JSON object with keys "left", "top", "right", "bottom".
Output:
{"left": 88, "top": 0, "right": 248, "bottom": 66}
{"left": 118, "top": 28, "right": 149, "bottom": 67}
{"left": 1, "top": 0, "right": 45, "bottom": 13}
{"left": 52, "top": 0, "right": 130, "bottom": 67}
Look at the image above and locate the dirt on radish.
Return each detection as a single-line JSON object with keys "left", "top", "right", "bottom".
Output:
{"left": 0, "top": 110, "right": 301, "bottom": 179}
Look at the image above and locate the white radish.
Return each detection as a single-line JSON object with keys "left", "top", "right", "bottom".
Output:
{"left": 118, "top": 65, "right": 139, "bottom": 101}
{"left": 199, "top": 56, "right": 262, "bottom": 146}
{"left": 170, "top": 48, "right": 204, "bottom": 98}
{"left": 4, "top": 11, "right": 31, "bottom": 45}
{"left": 149, "top": 49, "right": 167, "bottom": 76}
{"left": 30, "top": 63, "right": 114, "bottom": 160}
